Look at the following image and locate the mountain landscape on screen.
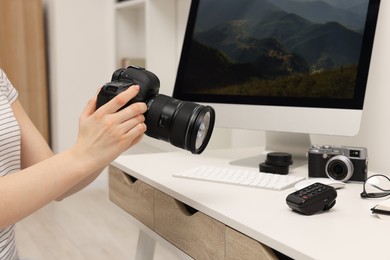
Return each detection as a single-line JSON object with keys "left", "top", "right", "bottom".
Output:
{"left": 181, "top": 0, "right": 368, "bottom": 98}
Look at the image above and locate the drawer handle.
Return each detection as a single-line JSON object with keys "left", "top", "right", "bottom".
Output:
{"left": 123, "top": 173, "right": 138, "bottom": 184}
{"left": 175, "top": 200, "right": 199, "bottom": 216}
{"left": 184, "top": 204, "right": 198, "bottom": 215}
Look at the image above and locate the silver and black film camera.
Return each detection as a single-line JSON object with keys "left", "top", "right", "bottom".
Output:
{"left": 96, "top": 66, "right": 215, "bottom": 154}
{"left": 308, "top": 145, "right": 368, "bottom": 182}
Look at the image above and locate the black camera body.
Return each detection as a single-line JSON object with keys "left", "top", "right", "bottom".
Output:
{"left": 96, "top": 66, "right": 215, "bottom": 154}
{"left": 308, "top": 145, "right": 368, "bottom": 182}
{"left": 96, "top": 65, "right": 160, "bottom": 109}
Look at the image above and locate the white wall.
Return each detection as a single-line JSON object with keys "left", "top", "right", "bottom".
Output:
{"left": 46, "top": 0, "right": 113, "bottom": 153}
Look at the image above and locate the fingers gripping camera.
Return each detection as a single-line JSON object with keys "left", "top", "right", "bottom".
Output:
{"left": 308, "top": 145, "right": 368, "bottom": 182}
{"left": 96, "top": 66, "right": 216, "bottom": 154}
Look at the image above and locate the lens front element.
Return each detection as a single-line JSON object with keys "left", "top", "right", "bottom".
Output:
{"left": 195, "top": 111, "right": 211, "bottom": 150}
{"left": 189, "top": 107, "right": 214, "bottom": 154}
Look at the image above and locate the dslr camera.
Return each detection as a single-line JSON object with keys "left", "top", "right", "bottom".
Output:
{"left": 96, "top": 66, "right": 215, "bottom": 154}
{"left": 308, "top": 145, "right": 368, "bottom": 182}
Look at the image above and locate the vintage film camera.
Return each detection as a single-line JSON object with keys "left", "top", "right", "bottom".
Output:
{"left": 308, "top": 145, "right": 368, "bottom": 182}
{"left": 96, "top": 66, "right": 216, "bottom": 154}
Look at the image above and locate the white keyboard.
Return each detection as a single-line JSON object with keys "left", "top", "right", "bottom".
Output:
{"left": 173, "top": 166, "right": 305, "bottom": 191}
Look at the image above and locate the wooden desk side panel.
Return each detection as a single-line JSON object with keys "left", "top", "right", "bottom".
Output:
{"left": 154, "top": 189, "right": 225, "bottom": 260}
{"left": 108, "top": 166, "right": 154, "bottom": 229}
{"left": 226, "top": 227, "right": 278, "bottom": 260}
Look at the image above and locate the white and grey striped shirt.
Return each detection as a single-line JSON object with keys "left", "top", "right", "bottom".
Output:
{"left": 0, "top": 68, "right": 21, "bottom": 260}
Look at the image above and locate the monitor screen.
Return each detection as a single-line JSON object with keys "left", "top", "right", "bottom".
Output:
{"left": 172, "top": 0, "right": 381, "bottom": 165}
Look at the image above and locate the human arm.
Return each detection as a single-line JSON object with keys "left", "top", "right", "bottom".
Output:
{"left": 14, "top": 97, "right": 123, "bottom": 200}
{"left": 14, "top": 96, "right": 109, "bottom": 200}
{"left": 11, "top": 96, "right": 95, "bottom": 200}
{"left": 0, "top": 85, "right": 146, "bottom": 228}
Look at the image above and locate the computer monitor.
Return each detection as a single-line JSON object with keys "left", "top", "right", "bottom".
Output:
{"left": 173, "top": 0, "right": 381, "bottom": 167}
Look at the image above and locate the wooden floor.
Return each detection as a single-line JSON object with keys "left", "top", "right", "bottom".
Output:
{"left": 15, "top": 182, "right": 182, "bottom": 260}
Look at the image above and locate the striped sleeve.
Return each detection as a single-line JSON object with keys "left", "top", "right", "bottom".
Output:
{"left": 0, "top": 68, "right": 21, "bottom": 259}
{"left": 0, "top": 69, "right": 18, "bottom": 104}
{"left": 0, "top": 68, "right": 21, "bottom": 175}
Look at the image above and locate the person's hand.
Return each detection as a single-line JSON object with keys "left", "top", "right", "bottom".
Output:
{"left": 72, "top": 85, "right": 147, "bottom": 171}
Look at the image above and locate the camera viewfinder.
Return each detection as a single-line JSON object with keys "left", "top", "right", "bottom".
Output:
{"left": 350, "top": 150, "right": 361, "bottom": 158}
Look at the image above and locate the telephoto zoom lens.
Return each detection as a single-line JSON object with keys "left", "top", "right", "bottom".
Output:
{"left": 145, "top": 94, "right": 215, "bottom": 154}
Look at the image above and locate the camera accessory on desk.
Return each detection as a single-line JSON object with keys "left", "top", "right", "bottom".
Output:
{"left": 360, "top": 174, "right": 390, "bottom": 219}
{"left": 308, "top": 144, "right": 368, "bottom": 182}
{"left": 96, "top": 65, "right": 216, "bottom": 154}
{"left": 361, "top": 174, "right": 390, "bottom": 199}
{"left": 286, "top": 182, "right": 337, "bottom": 215}
{"left": 259, "top": 152, "right": 293, "bottom": 175}
{"left": 294, "top": 145, "right": 368, "bottom": 190}
{"left": 287, "top": 145, "right": 368, "bottom": 215}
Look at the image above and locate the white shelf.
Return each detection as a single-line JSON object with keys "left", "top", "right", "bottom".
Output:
{"left": 112, "top": 0, "right": 191, "bottom": 95}
{"left": 114, "top": 1, "right": 146, "bottom": 68}
{"left": 115, "top": 0, "right": 145, "bottom": 10}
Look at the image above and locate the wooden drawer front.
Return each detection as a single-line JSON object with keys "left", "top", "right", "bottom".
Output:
{"left": 154, "top": 190, "right": 225, "bottom": 260}
{"left": 226, "top": 227, "right": 277, "bottom": 260}
{"left": 108, "top": 166, "right": 154, "bottom": 229}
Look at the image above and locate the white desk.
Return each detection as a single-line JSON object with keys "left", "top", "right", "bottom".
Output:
{"left": 111, "top": 147, "right": 390, "bottom": 260}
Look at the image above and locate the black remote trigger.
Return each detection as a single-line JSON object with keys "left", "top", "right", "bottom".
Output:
{"left": 286, "top": 182, "right": 337, "bottom": 215}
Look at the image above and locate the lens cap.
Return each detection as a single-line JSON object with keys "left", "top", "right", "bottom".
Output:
{"left": 259, "top": 152, "right": 293, "bottom": 175}
{"left": 265, "top": 152, "right": 293, "bottom": 167}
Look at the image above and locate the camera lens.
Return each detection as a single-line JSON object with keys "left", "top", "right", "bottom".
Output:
{"left": 145, "top": 94, "right": 215, "bottom": 154}
{"left": 325, "top": 155, "right": 354, "bottom": 182}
